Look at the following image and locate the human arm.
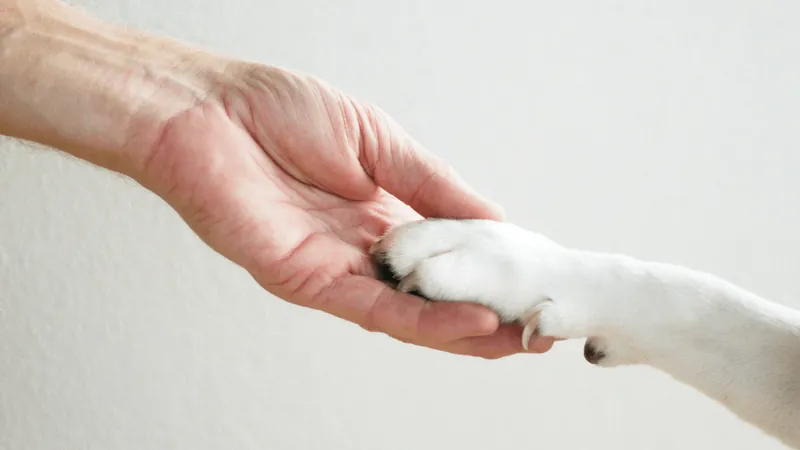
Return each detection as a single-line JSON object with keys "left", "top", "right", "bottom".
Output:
{"left": 0, "top": 0, "right": 215, "bottom": 175}
{"left": 0, "top": 0, "right": 555, "bottom": 357}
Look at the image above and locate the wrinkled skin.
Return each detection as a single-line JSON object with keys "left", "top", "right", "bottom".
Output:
{"left": 138, "top": 62, "right": 554, "bottom": 358}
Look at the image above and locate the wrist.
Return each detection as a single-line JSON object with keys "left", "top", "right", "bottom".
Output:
{"left": 0, "top": 1, "right": 230, "bottom": 178}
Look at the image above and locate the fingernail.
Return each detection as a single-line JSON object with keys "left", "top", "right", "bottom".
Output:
{"left": 488, "top": 201, "right": 506, "bottom": 221}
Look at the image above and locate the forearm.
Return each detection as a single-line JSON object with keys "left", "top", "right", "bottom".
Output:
{"left": 0, "top": 0, "right": 226, "bottom": 177}
{"left": 556, "top": 249, "right": 800, "bottom": 442}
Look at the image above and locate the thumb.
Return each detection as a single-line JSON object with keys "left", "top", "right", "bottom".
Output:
{"left": 360, "top": 105, "right": 504, "bottom": 220}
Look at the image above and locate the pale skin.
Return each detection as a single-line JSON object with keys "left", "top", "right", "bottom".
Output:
{"left": 0, "top": 0, "right": 555, "bottom": 358}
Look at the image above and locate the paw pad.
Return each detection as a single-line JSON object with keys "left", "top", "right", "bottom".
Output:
{"left": 583, "top": 341, "right": 607, "bottom": 365}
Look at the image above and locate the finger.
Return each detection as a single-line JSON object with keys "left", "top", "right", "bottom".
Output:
{"left": 428, "top": 324, "right": 556, "bottom": 359}
{"left": 358, "top": 104, "right": 504, "bottom": 220}
{"left": 313, "top": 275, "right": 500, "bottom": 343}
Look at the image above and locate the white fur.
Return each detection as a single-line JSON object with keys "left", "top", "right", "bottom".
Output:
{"left": 371, "top": 219, "right": 800, "bottom": 448}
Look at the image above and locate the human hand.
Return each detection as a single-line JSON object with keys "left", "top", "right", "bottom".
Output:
{"left": 135, "top": 62, "right": 555, "bottom": 358}
{"left": 0, "top": 2, "right": 553, "bottom": 357}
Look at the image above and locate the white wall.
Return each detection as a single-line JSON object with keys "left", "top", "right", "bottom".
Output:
{"left": 2, "top": 1, "right": 799, "bottom": 449}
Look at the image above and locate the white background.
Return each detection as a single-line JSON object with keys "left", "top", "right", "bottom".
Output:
{"left": 2, "top": 1, "right": 799, "bottom": 449}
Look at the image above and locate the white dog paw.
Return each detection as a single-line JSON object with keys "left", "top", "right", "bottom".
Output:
{"left": 371, "top": 219, "right": 647, "bottom": 366}
{"left": 370, "top": 219, "right": 560, "bottom": 322}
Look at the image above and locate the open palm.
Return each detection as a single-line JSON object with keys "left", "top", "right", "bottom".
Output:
{"left": 139, "top": 62, "right": 553, "bottom": 358}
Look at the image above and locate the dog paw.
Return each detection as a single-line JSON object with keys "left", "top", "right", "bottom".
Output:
{"left": 370, "top": 219, "right": 647, "bottom": 366}
{"left": 370, "top": 219, "right": 562, "bottom": 322}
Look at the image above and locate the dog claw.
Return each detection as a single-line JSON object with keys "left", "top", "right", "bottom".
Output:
{"left": 397, "top": 275, "right": 417, "bottom": 294}
{"left": 521, "top": 310, "right": 542, "bottom": 351}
